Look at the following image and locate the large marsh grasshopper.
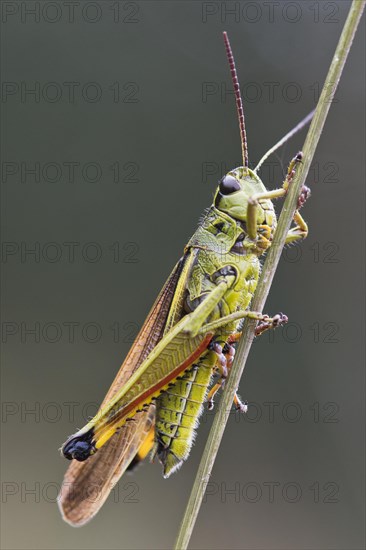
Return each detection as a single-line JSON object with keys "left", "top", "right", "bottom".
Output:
{"left": 59, "top": 32, "right": 311, "bottom": 526}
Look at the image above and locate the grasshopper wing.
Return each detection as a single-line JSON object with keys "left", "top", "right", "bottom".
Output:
{"left": 58, "top": 259, "right": 186, "bottom": 526}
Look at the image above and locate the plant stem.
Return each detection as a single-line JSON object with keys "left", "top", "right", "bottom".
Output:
{"left": 174, "top": 2, "right": 365, "bottom": 548}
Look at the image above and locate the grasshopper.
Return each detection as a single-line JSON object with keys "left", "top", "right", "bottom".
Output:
{"left": 59, "top": 32, "right": 311, "bottom": 526}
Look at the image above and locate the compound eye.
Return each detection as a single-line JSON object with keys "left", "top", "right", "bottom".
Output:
{"left": 219, "top": 175, "right": 240, "bottom": 195}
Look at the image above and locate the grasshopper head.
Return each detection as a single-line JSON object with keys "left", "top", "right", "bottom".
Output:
{"left": 208, "top": 33, "right": 279, "bottom": 253}
{"left": 213, "top": 167, "right": 276, "bottom": 230}
{"left": 213, "top": 35, "right": 276, "bottom": 237}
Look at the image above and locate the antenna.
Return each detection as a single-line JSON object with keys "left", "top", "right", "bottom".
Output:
{"left": 223, "top": 31, "right": 248, "bottom": 168}
{"left": 254, "top": 110, "right": 315, "bottom": 172}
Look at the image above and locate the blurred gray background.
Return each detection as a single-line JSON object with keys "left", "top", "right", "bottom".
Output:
{"left": 1, "top": 1, "right": 365, "bottom": 549}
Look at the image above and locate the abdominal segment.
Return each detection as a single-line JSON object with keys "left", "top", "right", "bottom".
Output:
{"left": 153, "top": 349, "right": 217, "bottom": 478}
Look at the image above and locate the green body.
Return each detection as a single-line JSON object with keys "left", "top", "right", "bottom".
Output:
{"left": 154, "top": 168, "right": 276, "bottom": 476}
